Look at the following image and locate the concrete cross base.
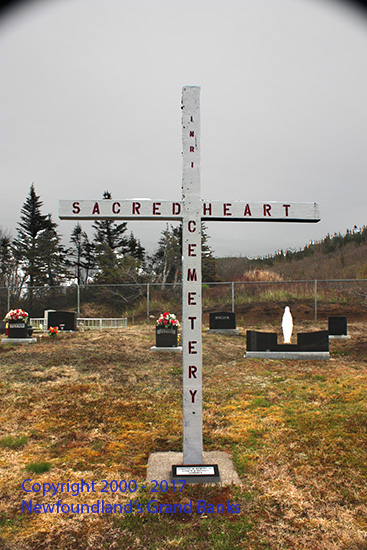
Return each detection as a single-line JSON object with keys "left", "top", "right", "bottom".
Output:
{"left": 329, "top": 335, "right": 351, "bottom": 340}
{"left": 1, "top": 338, "right": 37, "bottom": 344}
{"left": 146, "top": 451, "right": 241, "bottom": 486}
{"left": 207, "top": 329, "right": 240, "bottom": 335}
{"left": 246, "top": 351, "right": 329, "bottom": 360}
{"left": 150, "top": 346, "right": 183, "bottom": 352}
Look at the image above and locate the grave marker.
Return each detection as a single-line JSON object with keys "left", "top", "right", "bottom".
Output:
{"left": 208, "top": 311, "right": 239, "bottom": 335}
{"left": 47, "top": 311, "right": 77, "bottom": 331}
{"left": 328, "top": 316, "right": 350, "bottom": 339}
{"left": 59, "top": 86, "right": 320, "bottom": 473}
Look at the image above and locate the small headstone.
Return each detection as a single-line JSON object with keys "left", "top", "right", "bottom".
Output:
{"left": 328, "top": 316, "right": 350, "bottom": 339}
{"left": 2, "top": 309, "right": 36, "bottom": 343}
{"left": 207, "top": 312, "right": 239, "bottom": 335}
{"left": 8, "top": 321, "right": 28, "bottom": 338}
{"left": 151, "top": 312, "right": 182, "bottom": 352}
{"left": 155, "top": 326, "right": 178, "bottom": 348}
{"left": 47, "top": 311, "right": 77, "bottom": 331}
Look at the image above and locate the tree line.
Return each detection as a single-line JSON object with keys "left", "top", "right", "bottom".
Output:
{"left": 256, "top": 226, "right": 367, "bottom": 266}
{"left": 0, "top": 184, "right": 219, "bottom": 301}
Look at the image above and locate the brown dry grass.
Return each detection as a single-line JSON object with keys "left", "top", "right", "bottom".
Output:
{"left": 0, "top": 322, "right": 366, "bottom": 549}
{"left": 241, "top": 269, "right": 284, "bottom": 282}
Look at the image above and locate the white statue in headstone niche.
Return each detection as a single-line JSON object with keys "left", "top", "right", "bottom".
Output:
{"left": 282, "top": 306, "right": 293, "bottom": 344}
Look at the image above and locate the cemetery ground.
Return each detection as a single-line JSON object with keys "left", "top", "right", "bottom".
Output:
{"left": 0, "top": 318, "right": 367, "bottom": 550}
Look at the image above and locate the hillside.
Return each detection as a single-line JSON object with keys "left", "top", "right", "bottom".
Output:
{"left": 216, "top": 226, "right": 367, "bottom": 281}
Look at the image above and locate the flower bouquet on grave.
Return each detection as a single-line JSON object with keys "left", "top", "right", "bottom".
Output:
{"left": 156, "top": 312, "right": 180, "bottom": 328}
{"left": 155, "top": 312, "right": 180, "bottom": 347}
{"left": 4, "top": 309, "right": 29, "bottom": 338}
{"left": 48, "top": 326, "right": 59, "bottom": 339}
{"left": 4, "top": 309, "right": 29, "bottom": 323}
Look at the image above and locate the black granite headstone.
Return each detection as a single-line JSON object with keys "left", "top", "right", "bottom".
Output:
{"left": 297, "top": 331, "right": 329, "bottom": 351}
{"left": 47, "top": 311, "right": 77, "bottom": 331}
{"left": 328, "top": 316, "right": 347, "bottom": 336}
{"left": 246, "top": 330, "right": 329, "bottom": 353}
{"left": 246, "top": 331, "right": 278, "bottom": 352}
{"left": 155, "top": 326, "right": 178, "bottom": 347}
{"left": 8, "top": 322, "right": 27, "bottom": 338}
{"left": 209, "top": 312, "right": 236, "bottom": 330}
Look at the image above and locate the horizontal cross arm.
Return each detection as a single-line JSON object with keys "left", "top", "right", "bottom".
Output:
{"left": 59, "top": 199, "right": 320, "bottom": 222}
{"left": 59, "top": 199, "right": 183, "bottom": 220}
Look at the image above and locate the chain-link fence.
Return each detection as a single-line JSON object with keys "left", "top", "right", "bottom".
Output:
{"left": 1, "top": 279, "right": 366, "bottom": 323}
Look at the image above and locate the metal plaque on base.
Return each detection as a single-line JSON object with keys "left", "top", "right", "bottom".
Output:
{"left": 172, "top": 464, "right": 220, "bottom": 484}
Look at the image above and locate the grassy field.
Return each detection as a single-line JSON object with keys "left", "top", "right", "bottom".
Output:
{"left": 0, "top": 322, "right": 367, "bottom": 549}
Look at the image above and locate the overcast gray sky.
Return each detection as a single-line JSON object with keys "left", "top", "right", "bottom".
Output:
{"left": 1, "top": 0, "right": 366, "bottom": 258}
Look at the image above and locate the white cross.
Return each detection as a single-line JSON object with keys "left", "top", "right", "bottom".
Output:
{"left": 59, "top": 86, "right": 320, "bottom": 466}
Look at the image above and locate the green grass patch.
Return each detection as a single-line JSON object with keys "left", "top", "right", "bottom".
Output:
{"left": 249, "top": 397, "right": 273, "bottom": 409}
{"left": 114, "top": 513, "right": 253, "bottom": 550}
{"left": 25, "top": 460, "right": 52, "bottom": 474}
{"left": 0, "top": 434, "right": 28, "bottom": 449}
{"left": 169, "top": 366, "right": 182, "bottom": 375}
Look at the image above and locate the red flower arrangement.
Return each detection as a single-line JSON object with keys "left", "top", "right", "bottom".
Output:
{"left": 4, "top": 309, "right": 28, "bottom": 322}
{"left": 156, "top": 312, "right": 180, "bottom": 327}
{"left": 48, "top": 326, "right": 59, "bottom": 338}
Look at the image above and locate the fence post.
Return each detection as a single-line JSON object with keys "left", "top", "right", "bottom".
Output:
{"left": 231, "top": 282, "right": 235, "bottom": 312}
{"left": 77, "top": 285, "right": 80, "bottom": 319}
{"left": 147, "top": 283, "right": 150, "bottom": 324}
{"left": 314, "top": 279, "right": 317, "bottom": 322}
{"left": 7, "top": 287, "right": 10, "bottom": 313}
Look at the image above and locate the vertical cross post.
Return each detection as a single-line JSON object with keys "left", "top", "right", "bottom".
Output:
{"left": 181, "top": 86, "right": 203, "bottom": 464}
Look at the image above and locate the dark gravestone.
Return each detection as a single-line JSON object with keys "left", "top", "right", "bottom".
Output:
{"left": 246, "top": 330, "right": 329, "bottom": 353}
{"left": 328, "top": 316, "right": 347, "bottom": 336}
{"left": 246, "top": 331, "right": 278, "bottom": 352}
{"left": 209, "top": 312, "right": 236, "bottom": 330}
{"left": 8, "top": 322, "right": 27, "bottom": 338}
{"left": 297, "top": 331, "right": 329, "bottom": 351}
{"left": 155, "top": 326, "right": 178, "bottom": 348}
{"left": 47, "top": 311, "right": 77, "bottom": 331}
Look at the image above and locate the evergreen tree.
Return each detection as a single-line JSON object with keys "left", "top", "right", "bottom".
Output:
{"left": 13, "top": 184, "right": 54, "bottom": 287}
{"left": 0, "top": 228, "right": 22, "bottom": 292}
{"left": 12, "top": 184, "right": 68, "bottom": 311}
{"left": 70, "top": 223, "right": 96, "bottom": 285}
{"left": 92, "top": 191, "right": 128, "bottom": 252}
{"left": 92, "top": 191, "right": 145, "bottom": 283}
{"left": 0, "top": 231, "right": 12, "bottom": 286}
{"left": 35, "top": 226, "right": 70, "bottom": 286}
{"left": 125, "top": 231, "right": 145, "bottom": 261}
